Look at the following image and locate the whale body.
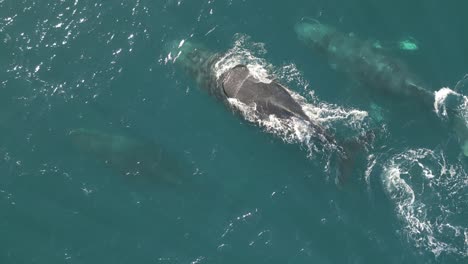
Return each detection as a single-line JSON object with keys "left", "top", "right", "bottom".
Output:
{"left": 220, "top": 64, "right": 337, "bottom": 145}
{"left": 295, "top": 20, "right": 468, "bottom": 157}
{"left": 168, "top": 40, "right": 360, "bottom": 180}
{"left": 294, "top": 21, "right": 434, "bottom": 106}
{"left": 169, "top": 40, "right": 340, "bottom": 147}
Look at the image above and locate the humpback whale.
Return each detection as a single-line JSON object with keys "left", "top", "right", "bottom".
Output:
{"left": 294, "top": 20, "right": 468, "bottom": 156}
{"left": 167, "top": 40, "right": 363, "bottom": 181}
{"left": 70, "top": 128, "right": 184, "bottom": 184}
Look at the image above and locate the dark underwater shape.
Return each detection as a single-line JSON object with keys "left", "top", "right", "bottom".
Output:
{"left": 295, "top": 20, "right": 468, "bottom": 157}
{"left": 69, "top": 128, "right": 184, "bottom": 185}
{"left": 294, "top": 20, "right": 433, "bottom": 104}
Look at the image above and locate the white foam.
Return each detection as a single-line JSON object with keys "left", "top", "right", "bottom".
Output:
{"left": 298, "top": 92, "right": 368, "bottom": 129}
{"left": 434, "top": 87, "right": 468, "bottom": 157}
{"left": 434, "top": 87, "right": 468, "bottom": 122}
{"left": 434, "top": 87, "right": 459, "bottom": 118}
{"left": 178, "top": 39, "right": 185, "bottom": 48}
{"left": 213, "top": 34, "right": 272, "bottom": 83}
{"left": 365, "top": 154, "right": 377, "bottom": 186}
{"left": 227, "top": 98, "right": 318, "bottom": 147}
{"left": 380, "top": 148, "right": 468, "bottom": 258}
{"left": 274, "top": 63, "right": 310, "bottom": 89}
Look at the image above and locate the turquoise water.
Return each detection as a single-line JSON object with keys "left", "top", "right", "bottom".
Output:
{"left": 1, "top": 0, "right": 467, "bottom": 263}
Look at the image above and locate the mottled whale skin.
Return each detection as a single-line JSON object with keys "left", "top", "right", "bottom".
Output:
{"left": 70, "top": 128, "right": 184, "bottom": 184}
{"left": 294, "top": 21, "right": 434, "bottom": 106}
{"left": 295, "top": 20, "right": 468, "bottom": 157}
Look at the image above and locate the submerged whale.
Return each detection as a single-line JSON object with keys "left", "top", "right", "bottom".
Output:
{"left": 294, "top": 20, "right": 468, "bottom": 156}
{"left": 167, "top": 40, "right": 363, "bottom": 181}
{"left": 70, "top": 128, "right": 184, "bottom": 184}
{"left": 294, "top": 20, "right": 433, "bottom": 104}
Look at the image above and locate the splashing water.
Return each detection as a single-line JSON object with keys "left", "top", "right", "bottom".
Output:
{"left": 434, "top": 86, "right": 468, "bottom": 156}
{"left": 380, "top": 148, "right": 468, "bottom": 260}
{"left": 434, "top": 87, "right": 467, "bottom": 119}
{"left": 213, "top": 34, "right": 271, "bottom": 83}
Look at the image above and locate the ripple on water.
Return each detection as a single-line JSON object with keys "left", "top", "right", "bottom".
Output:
{"left": 0, "top": 0, "right": 150, "bottom": 104}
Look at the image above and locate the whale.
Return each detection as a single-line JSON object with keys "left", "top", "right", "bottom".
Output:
{"left": 294, "top": 20, "right": 468, "bottom": 156}
{"left": 294, "top": 20, "right": 434, "bottom": 105}
{"left": 167, "top": 40, "right": 364, "bottom": 181}
{"left": 69, "top": 128, "right": 185, "bottom": 184}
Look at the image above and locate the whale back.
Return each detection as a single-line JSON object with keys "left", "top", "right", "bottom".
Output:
{"left": 221, "top": 65, "right": 310, "bottom": 121}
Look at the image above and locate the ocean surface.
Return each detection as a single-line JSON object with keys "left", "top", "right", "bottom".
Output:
{"left": 1, "top": 0, "right": 467, "bottom": 263}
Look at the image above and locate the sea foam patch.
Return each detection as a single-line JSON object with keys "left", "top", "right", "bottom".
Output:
{"left": 434, "top": 87, "right": 468, "bottom": 157}
{"left": 381, "top": 148, "right": 467, "bottom": 259}
{"left": 434, "top": 87, "right": 467, "bottom": 118}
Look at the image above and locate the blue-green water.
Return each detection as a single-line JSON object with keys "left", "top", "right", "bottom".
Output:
{"left": 1, "top": 0, "right": 467, "bottom": 263}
